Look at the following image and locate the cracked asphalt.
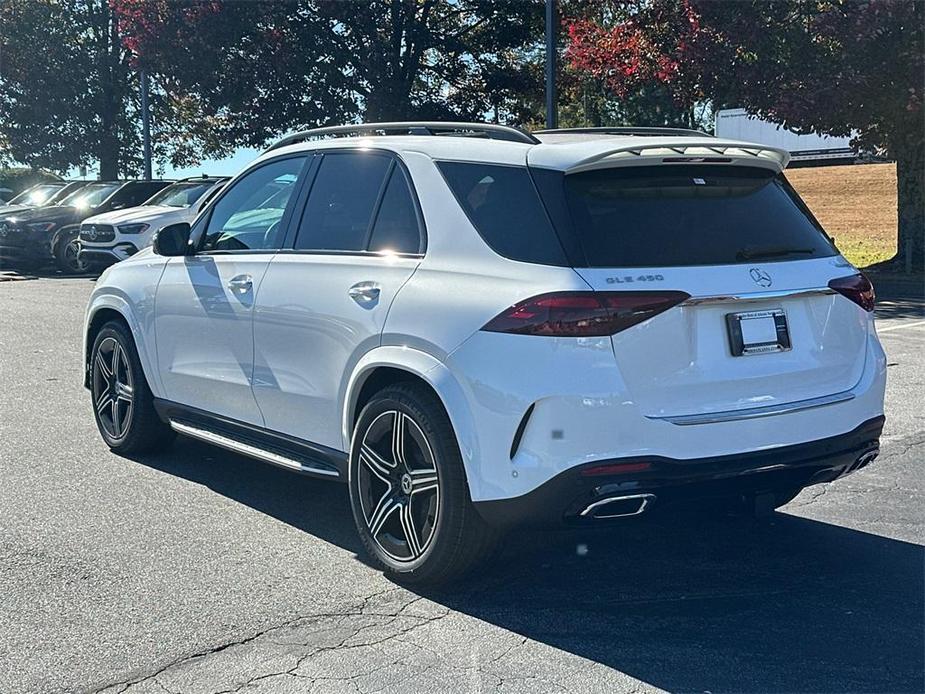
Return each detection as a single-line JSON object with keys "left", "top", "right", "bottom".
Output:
{"left": 0, "top": 275, "right": 922, "bottom": 694}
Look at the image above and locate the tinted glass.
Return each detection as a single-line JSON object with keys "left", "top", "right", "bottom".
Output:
{"left": 202, "top": 158, "right": 304, "bottom": 252}
{"left": 118, "top": 183, "right": 168, "bottom": 206}
{"left": 145, "top": 181, "right": 217, "bottom": 208}
{"left": 437, "top": 162, "right": 566, "bottom": 266}
{"left": 368, "top": 169, "right": 421, "bottom": 254}
{"left": 46, "top": 182, "right": 88, "bottom": 205}
{"left": 294, "top": 153, "right": 390, "bottom": 251}
{"left": 60, "top": 183, "right": 121, "bottom": 209}
{"left": 563, "top": 166, "right": 836, "bottom": 267}
{"left": 8, "top": 184, "right": 63, "bottom": 206}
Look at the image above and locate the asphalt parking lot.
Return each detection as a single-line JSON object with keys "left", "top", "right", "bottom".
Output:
{"left": 1, "top": 271, "right": 922, "bottom": 694}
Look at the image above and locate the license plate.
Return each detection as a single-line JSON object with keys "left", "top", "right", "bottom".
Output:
{"left": 725, "top": 309, "right": 791, "bottom": 356}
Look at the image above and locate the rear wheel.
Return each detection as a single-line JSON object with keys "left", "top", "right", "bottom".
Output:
{"left": 348, "top": 383, "right": 498, "bottom": 585}
{"left": 54, "top": 228, "right": 86, "bottom": 274}
{"left": 90, "top": 321, "right": 174, "bottom": 454}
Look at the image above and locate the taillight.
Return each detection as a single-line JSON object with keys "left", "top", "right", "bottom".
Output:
{"left": 828, "top": 273, "right": 875, "bottom": 312}
{"left": 482, "top": 291, "right": 690, "bottom": 337}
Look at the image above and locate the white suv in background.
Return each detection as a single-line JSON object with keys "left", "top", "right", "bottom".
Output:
{"left": 79, "top": 176, "right": 227, "bottom": 268}
{"left": 82, "top": 122, "right": 886, "bottom": 584}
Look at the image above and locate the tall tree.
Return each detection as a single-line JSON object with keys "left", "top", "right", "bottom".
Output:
{"left": 0, "top": 0, "right": 136, "bottom": 178}
{"left": 111, "top": 0, "right": 545, "bottom": 155}
{"left": 566, "top": 0, "right": 924, "bottom": 270}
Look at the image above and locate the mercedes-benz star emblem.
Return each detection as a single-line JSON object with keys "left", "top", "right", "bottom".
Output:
{"left": 749, "top": 267, "right": 772, "bottom": 288}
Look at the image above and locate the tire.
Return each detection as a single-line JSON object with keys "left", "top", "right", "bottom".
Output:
{"left": 89, "top": 320, "right": 174, "bottom": 455}
{"left": 54, "top": 227, "right": 87, "bottom": 274}
{"left": 348, "top": 383, "right": 498, "bottom": 585}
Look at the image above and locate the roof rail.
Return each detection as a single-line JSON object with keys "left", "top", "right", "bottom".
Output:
{"left": 176, "top": 174, "right": 230, "bottom": 182}
{"left": 535, "top": 126, "right": 712, "bottom": 138}
{"left": 267, "top": 121, "right": 540, "bottom": 151}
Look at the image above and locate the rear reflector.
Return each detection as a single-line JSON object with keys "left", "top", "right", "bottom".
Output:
{"left": 580, "top": 461, "right": 653, "bottom": 477}
{"left": 828, "top": 273, "right": 875, "bottom": 312}
{"left": 482, "top": 291, "right": 690, "bottom": 337}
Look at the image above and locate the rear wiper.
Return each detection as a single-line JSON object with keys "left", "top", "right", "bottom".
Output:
{"left": 735, "top": 247, "right": 816, "bottom": 261}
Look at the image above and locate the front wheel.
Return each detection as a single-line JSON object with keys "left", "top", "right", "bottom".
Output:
{"left": 348, "top": 383, "right": 498, "bottom": 585}
{"left": 90, "top": 321, "right": 174, "bottom": 454}
{"left": 54, "top": 228, "right": 87, "bottom": 274}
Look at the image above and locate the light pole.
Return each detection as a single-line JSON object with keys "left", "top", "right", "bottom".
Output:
{"left": 140, "top": 70, "right": 152, "bottom": 180}
{"left": 545, "top": 0, "right": 558, "bottom": 130}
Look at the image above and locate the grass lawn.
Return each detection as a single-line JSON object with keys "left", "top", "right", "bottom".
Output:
{"left": 786, "top": 162, "right": 897, "bottom": 269}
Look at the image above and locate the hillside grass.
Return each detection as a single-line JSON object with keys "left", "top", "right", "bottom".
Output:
{"left": 786, "top": 162, "right": 897, "bottom": 269}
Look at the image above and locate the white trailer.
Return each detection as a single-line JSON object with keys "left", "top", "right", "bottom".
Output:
{"left": 715, "top": 108, "right": 856, "bottom": 166}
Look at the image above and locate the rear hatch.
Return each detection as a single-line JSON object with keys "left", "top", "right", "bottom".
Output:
{"left": 549, "top": 163, "right": 869, "bottom": 420}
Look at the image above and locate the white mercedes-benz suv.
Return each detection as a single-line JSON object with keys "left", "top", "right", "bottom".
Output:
{"left": 79, "top": 176, "right": 228, "bottom": 268}
{"left": 83, "top": 122, "right": 886, "bottom": 584}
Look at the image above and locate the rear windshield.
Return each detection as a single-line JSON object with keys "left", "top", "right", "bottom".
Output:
{"left": 563, "top": 165, "right": 836, "bottom": 267}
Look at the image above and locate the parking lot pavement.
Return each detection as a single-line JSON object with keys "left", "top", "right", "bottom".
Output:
{"left": 0, "top": 276, "right": 922, "bottom": 694}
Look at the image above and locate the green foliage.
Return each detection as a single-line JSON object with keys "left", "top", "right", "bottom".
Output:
{"left": 565, "top": 0, "right": 924, "bottom": 268}
{"left": 112, "top": 0, "right": 546, "bottom": 155}
{"left": 0, "top": 0, "right": 216, "bottom": 177}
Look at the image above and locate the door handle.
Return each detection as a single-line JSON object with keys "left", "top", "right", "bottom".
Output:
{"left": 348, "top": 282, "right": 381, "bottom": 303}
{"left": 227, "top": 274, "right": 253, "bottom": 293}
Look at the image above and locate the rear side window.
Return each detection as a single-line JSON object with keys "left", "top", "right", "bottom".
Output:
{"left": 438, "top": 162, "right": 567, "bottom": 266}
{"left": 295, "top": 152, "right": 390, "bottom": 252}
{"left": 120, "top": 183, "right": 168, "bottom": 207}
{"left": 563, "top": 166, "right": 836, "bottom": 267}
{"left": 368, "top": 169, "right": 422, "bottom": 254}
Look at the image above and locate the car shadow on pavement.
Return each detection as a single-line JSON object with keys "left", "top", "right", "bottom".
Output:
{"left": 131, "top": 439, "right": 924, "bottom": 693}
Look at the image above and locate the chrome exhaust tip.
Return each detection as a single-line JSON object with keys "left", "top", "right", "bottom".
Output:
{"left": 579, "top": 493, "right": 656, "bottom": 519}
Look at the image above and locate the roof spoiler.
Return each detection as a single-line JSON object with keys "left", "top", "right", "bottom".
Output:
{"left": 530, "top": 139, "right": 790, "bottom": 173}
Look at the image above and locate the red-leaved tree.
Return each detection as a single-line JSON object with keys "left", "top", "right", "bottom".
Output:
{"left": 566, "top": 0, "right": 924, "bottom": 270}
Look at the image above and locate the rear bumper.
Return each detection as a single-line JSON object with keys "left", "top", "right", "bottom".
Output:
{"left": 444, "top": 325, "right": 887, "bottom": 504}
{"left": 474, "top": 415, "right": 884, "bottom": 527}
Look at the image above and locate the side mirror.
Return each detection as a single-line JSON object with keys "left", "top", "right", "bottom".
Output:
{"left": 153, "top": 222, "right": 192, "bottom": 256}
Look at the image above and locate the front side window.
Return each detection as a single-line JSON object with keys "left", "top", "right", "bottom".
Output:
{"left": 201, "top": 158, "right": 305, "bottom": 252}
{"left": 294, "top": 152, "right": 391, "bottom": 252}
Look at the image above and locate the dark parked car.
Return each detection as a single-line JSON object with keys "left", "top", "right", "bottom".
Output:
{"left": 0, "top": 180, "right": 170, "bottom": 273}
{"left": 0, "top": 181, "right": 92, "bottom": 220}
{"left": 0, "top": 182, "right": 68, "bottom": 216}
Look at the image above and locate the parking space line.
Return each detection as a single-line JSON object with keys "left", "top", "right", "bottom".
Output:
{"left": 877, "top": 319, "right": 925, "bottom": 333}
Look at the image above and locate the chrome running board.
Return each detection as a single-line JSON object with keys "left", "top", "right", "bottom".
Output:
{"left": 647, "top": 390, "right": 855, "bottom": 426}
{"left": 169, "top": 420, "right": 340, "bottom": 477}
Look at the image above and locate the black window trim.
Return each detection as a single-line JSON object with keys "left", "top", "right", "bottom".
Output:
{"left": 280, "top": 147, "right": 427, "bottom": 258}
{"left": 190, "top": 153, "right": 313, "bottom": 255}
